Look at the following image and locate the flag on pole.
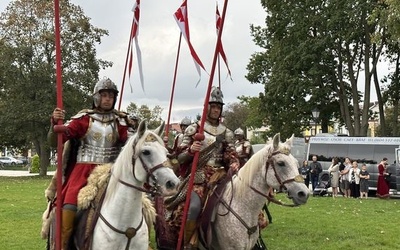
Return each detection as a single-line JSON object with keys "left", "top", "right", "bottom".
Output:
{"left": 129, "top": 0, "right": 144, "bottom": 91}
{"left": 216, "top": 4, "right": 232, "bottom": 80}
{"left": 174, "top": 0, "right": 207, "bottom": 83}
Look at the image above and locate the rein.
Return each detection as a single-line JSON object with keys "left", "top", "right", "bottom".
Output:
{"left": 217, "top": 149, "right": 303, "bottom": 237}
{"left": 219, "top": 196, "right": 258, "bottom": 236}
{"left": 104, "top": 138, "right": 169, "bottom": 248}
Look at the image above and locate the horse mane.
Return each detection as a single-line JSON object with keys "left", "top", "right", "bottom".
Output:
{"left": 235, "top": 140, "right": 292, "bottom": 198}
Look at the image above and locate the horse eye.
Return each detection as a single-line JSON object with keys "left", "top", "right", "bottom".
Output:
{"left": 277, "top": 161, "right": 285, "bottom": 167}
{"left": 142, "top": 150, "right": 151, "bottom": 156}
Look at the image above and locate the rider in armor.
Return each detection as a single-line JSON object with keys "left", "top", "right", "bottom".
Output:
{"left": 234, "top": 127, "right": 253, "bottom": 167}
{"left": 127, "top": 113, "right": 139, "bottom": 136}
{"left": 48, "top": 78, "right": 129, "bottom": 249}
{"left": 171, "top": 117, "right": 191, "bottom": 166}
{"left": 174, "top": 86, "right": 239, "bottom": 249}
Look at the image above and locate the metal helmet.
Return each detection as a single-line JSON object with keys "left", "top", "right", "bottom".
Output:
{"left": 92, "top": 78, "right": 119, "bottom": 108}
{"left": 234, "top": 128, "right": 244, "bottom": 136}
{"left": 209, "top": 86, "right": 224, "bottom": 105}
{"left": 180, "top": 117, "right": 191, "bottom": 126}
{"left": 129, "top": 113, "right": 138, "bottom": 120}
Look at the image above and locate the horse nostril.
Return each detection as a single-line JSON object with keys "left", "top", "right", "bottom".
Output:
{"left": 298, "top": 191, "right": 309, "bottom": 198}
{"left": 166, "top": 181, "right": 176, "bottom": 190}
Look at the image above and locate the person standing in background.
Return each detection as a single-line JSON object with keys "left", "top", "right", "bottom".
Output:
{"left": 340, "top": 157, "right": 352, "bottom": 198}
{"left": 377, "top": 157, "right": 390, "bottom": 199}
{"left": 299, "top": 160, "right": 311, "bottom": 189}
{"left": 328, "top": 157, "right": 340, "bottom": 198}
{"left": 359, "top": 163, "right": 370, "bottom": 199}
{"left": 310, "top": 155, "right": 322, "bottom": 190}
{"left": 349, "top": 161, "right": 361, "bottom": 198}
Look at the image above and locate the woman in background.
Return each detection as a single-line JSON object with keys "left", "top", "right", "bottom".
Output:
{"left": 328, "top": 157, "right": 340, "bottom": 198}
{"left": 299, "top": 160, "right": 311, "bottom": 189}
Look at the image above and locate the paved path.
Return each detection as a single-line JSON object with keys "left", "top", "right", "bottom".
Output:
{"left": 0, "top": 170, "right": 55, "bottom": 177}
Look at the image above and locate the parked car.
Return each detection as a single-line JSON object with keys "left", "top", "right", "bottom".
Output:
{"left": 15, "top": 156, "right": 29, "bottom": 164}
{"left": 0, "top": 156, "right": 24, "bottom": 165}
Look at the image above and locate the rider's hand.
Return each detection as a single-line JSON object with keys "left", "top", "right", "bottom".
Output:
{"left": 189, "top": 141, "right": 202, "bottom": 153}
{"left": 52, "top": 108, "right": 65, "bottom": 123}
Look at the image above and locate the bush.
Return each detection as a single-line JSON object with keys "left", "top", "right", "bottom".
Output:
{"left": 29, "top": 155, "right": 40, "bottom": 173}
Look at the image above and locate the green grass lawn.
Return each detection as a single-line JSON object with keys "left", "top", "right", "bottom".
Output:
{"left": 0, "top": 176, "right": 399, "bottom": 249}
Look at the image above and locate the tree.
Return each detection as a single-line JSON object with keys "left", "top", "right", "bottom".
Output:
{"left": 0, "top": 0, "right": 111, "bottom": 175}
{"left": 248, "top": 0, "right": 391, "bottom": 136}
{"left": 222, "top": 96, "right": 267, "bottom": 136}
{"left": 126, "top": 102, "right": 163, "bottom": 129}
{"left": 222, "top": 102, "right": 249, "bottom": 132}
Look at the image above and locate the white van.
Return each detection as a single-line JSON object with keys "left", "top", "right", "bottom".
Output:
{"left": 306, "top": 136, "right": 400, "bottom": 195}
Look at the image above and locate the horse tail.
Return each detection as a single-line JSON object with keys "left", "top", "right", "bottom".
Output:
{"left": 142, "top": 193, "right": 156, "bottom": 235}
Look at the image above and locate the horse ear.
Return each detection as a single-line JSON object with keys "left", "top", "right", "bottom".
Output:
{"left": 285, "top": 134, "right": 295, "bottom": 148}
{"left": 272, "top": 133, "right": 280, "bottom": 150}
{"left": 153, "top": 121, "right": 165, "bottom": 137}
{"left": 137, "top": 120, "right": 147, "bottom": 139}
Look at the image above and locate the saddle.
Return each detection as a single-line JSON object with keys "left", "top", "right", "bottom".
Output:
{"left": 73, "top": 176, "right": 108, "bottom": 250}
{"left": 199, "top": 169, "right": 234, "bottom": 248}
{"left": 155, "top": 170, "right": 234, "bottom": 250}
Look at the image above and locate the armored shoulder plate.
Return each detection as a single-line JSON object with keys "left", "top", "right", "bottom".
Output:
{"left": 114, "top": 110, "right": 128, "bottom": 126}
{"left": 184, "top": 123, "right": 198, "bottom": 137}
{"left": 224, "top": 128, "right": 235, "bottom": 144}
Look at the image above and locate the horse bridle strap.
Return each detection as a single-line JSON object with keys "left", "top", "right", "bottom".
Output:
{"left": 219, "top": 197, "right": 258, "bottom": 236}
{"left": 99, "top": 212, "right": 144, "bottom": 250}
{"left": 250, "top": 150, "right": 302, "bottom": 207}
{"left": 250, "top": 185, "right": 298, "bottom": 207}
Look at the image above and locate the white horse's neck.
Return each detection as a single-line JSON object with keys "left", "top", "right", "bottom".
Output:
{"left": 101, "top": 167, "right": 144, "bottom": 227}
{"left": 232, "top": 172, "right": 269, "bottom": 214}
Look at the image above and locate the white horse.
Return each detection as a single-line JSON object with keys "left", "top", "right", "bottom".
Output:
{"left": 203, "top": 133, "right": 309, "bottom": 250}
{"left": 89, "top": 121, "right": 179, "bottom": 250}
{"left": 43, "top": 121, "right": 180, "bottom": 250}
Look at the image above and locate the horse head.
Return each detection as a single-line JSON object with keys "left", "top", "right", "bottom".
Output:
{"left": 263, "top": 133, "right": 309, "bottom": 205}
{"left": 117, "top": 120, "right": 179, "bottom": 197}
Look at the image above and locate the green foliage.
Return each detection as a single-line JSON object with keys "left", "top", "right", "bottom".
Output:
{"left": 0, "top": 0, "right": 112, "bottom": 173}
{"left": 248, "top": 0, "right": 393, "bottom": 136}
{"left": 29, "top": 155, "right": 40, "bottom": 173}
{"left": 126, "top": 102, "right": 164, "bottom": 129}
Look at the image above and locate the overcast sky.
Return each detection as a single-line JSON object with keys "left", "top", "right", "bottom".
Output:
{"left": 1, "top": 0, "right": 267, "bottom": 122}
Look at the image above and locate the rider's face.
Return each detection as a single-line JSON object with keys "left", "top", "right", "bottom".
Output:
{"left": 99, "top": 91, "right": 115, "bottom": 111}
{"left": 207, "top": 103, "right": 222, "bottom": 120}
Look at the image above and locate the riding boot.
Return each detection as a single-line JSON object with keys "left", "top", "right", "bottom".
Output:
{"left": 183, "top": 220, "right": 197, "bottom": 249}
{"left": 61, "top": 209, "right": 76, "bottom": 250}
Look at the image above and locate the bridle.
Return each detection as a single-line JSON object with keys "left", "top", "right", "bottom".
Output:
{"left": 219, "top": 149, "right": 304, "bottom": 237}
{"left": 117, "top": 155, "right": 171, "bottom": 196}
{"left": 249, "top": 150, "right": 304, "bottom": 207}
{"left": 101, "top": 133, "right": 173, "bottom": 248}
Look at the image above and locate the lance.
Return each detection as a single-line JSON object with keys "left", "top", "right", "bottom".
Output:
{"left": 118, "top": 8, "right": 137, "bottom": 111}
{"left": 176, "top": 0, "right": 230, "bottom": 248}
{"left": 53, "top": 1, "right": 66, "bottom": 249}
{"left": 164, "top": 33, "right": 183, "bottom": 143}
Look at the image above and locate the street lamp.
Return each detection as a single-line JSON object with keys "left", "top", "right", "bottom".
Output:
{"left": 312, "top": 108, "right": 320, "bottom": 136}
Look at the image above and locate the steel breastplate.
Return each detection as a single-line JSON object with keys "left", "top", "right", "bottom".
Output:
{"left": 202, "top": 122, "right": 227, "bottom": 167}
{"left": 76, "top": 113, "right": 121, "bottom": 164}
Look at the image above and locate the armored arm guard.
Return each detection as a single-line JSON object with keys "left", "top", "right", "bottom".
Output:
{"left": 177, "top": 123, "right": 198, "bottom": 165}
{"left": 223, "top": 128, "right": 239, "bottom": 166}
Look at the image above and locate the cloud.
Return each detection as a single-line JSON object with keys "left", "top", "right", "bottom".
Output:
{"left": 1, "top": 0, "right": 266, "bottom": 122}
